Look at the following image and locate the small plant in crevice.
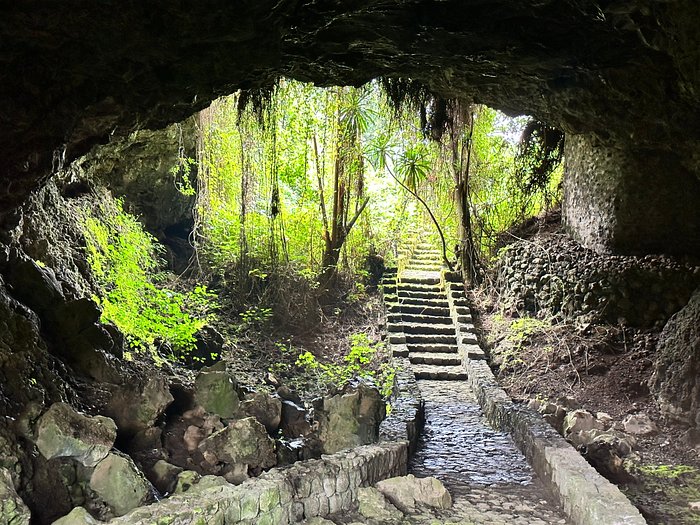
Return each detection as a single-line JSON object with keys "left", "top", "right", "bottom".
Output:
{"left": 84, "top": 198, "right": 217, "bottom": 362}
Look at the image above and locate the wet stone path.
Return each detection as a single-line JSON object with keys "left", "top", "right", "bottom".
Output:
{"left": 408, "top": 380, "right": 568, "bottom": 525}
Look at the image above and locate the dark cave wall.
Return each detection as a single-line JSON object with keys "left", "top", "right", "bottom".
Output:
{"left": 563, "top": 134, "right": 700, "bottom": 256}
{"left": 1, "top": 1, "right": 700, "bottom": 256}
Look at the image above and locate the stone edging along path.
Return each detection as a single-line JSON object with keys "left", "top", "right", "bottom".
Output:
{"left": 94, "top": 442, "right": 407, "bottom": 524}
{"left": 441, "top": 272, "right": 647, "bottom": 525}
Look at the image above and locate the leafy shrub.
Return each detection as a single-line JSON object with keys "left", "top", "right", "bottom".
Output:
{"left": 295, "top": 332, "right": 395, "bottom": 398}
{"left": 84, "top": 199, "right": 216, "bottom": 361}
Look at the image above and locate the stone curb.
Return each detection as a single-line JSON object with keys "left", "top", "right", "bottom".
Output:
{"left": 442, "top": 271, "right": 646, "bottom": 525}
{"left": 465, "top": 360, "right": 646, "bottom": 525}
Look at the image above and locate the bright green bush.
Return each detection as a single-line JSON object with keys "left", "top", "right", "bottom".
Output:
{"left": 84, "top": 199, "right": 215, "bottom": 361}
{"left": 295, "top": 332, "right": 395, "bottom": 398}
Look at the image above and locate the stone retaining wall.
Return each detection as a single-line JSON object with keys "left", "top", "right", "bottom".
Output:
{"left": 496, "top": 233, "right": 700, "bottom": 327}
{"left": 464, "top": 359, "right": 646, "bottom": 525}
{"left": 379, "top": 356, "right": 424, "bottom": 454}
{"left": 105, "top": 442, "right": 407, "bottom": 525}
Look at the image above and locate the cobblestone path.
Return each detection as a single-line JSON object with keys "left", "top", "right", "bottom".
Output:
{"left": 386, "top": 243, "right": 570, "bottom": 525}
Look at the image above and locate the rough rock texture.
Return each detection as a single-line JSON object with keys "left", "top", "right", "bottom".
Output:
{"left": 2, "top": 2, "right": 700, "bottom": 256}
{"left": 89, "top": 452, "right": 151, "bottom": 517}
{"left": 563, "top": 134, "right": 700, "bottom": 256}
{"left": 198, "top": 417, "right": 276, "bottom": 473}
{"left": 649, "top": 287, "right": 700, "bottom": 427}
{"left": 239, "top": 392, "right": 282, "bottom": 434}
{"left": 0, "top": 467, "right": 30, "bottom": 525}
{"left": 357, "top": 487, "right": 405, "bottom": 521}
{"left": 496, "top": 233, "right": 700, "bottom": 326}
{"left": 194, "top": 369, "right": 240, "bottom": 420}
{"left": 64, "top": 120, "right": 197, "bottom": 272}
{"left": 375, "top": 474, "right": 452, "bottom": 513}
{"left": 51, "top": 507, "right": 101, "bottom": 525}
{"left": 316, "top": 382, "right": 386, "bottom": 454}
{"left": 34, "top": 402, "right": 117, "bottom": 467}
{"left": 104, "top": 375, "right": 173, "bottom": 437}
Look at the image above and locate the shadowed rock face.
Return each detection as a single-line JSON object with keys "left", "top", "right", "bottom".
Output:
{"left": 2, "top": 1, "right": 699, "bottom": 252}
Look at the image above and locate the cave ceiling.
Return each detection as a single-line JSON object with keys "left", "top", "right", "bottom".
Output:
{"left": 2, "top": 1, "right": 699, "bottom": 212}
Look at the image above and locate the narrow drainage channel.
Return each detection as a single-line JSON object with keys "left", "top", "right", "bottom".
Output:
{"left": 409, "top": 379, "right": 570, "bottom": 525}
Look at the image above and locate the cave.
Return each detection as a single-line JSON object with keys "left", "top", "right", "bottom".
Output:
{"left": 3, "top": 1, "right": 699, "bottom": 256}
{"left": 2, "top": 2, "right": 700, "bottom": 524}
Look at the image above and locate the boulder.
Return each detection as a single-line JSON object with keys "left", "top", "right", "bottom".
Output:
{"left": 239, "top": 391, "right": 282, "bottom": 434}
{"left": 623, "top": 413, "right": 659, "bottom": 436}
{"left": 280, "top": 400, "right": 310, "bottom": 438}
{"left": 34, "top": 402, "right": 116, "bottom": 467}
{"left": 173, "top": 470, "right": 201, "bottom": 494}
{"left": 198, "top": 417, "right": 276, "bottom": 470}
{"left": 89, "top": 453, "right": 151, "bottom": 517}
{"left": 51, "top": 507, "right": 100, "bottom": 525}
{"left": 570, "top": 429, "right": 636, "bottom": 457}
{"left": 105, "top": 375, "right": 173, "bottom": 436}
{"left": 375, "top": 474, "right": 452, "bottom": 513}
{"left": 563, "top": 409, "right": 602, "bottom": 436}
{"left": 0, "top": 467, "right": 30, "bottom": 525}
{"left": 649, "top": 288, "right": 700, "bottom": 427}
{"left": 316, "top": 382, "right": 385, "bottom": 454}
{"left": 357, "top": 487, "right": 405, "bottom": 521}
{"left": 194, "top": 369, "right": 239, "bottom": 419}
{"left": 148, "top": 460, "right": 183, "bottom": 495}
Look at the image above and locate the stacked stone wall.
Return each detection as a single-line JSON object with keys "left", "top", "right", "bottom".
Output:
{"left": 105, "top": 442, "right": 407, "bottom": 525}
{"left": 496, "top": 233, "right": 700, "bottom": 327}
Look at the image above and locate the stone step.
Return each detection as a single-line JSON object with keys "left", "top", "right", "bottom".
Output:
{"left": 460, "top": 334, "right": 479, "bottom": 345}
{"left": 392, "top": 347, "right": 409, "bottom": 357}
{"left": 398, "top": 290, "right": 445, "bottom": 300}
{"left": 405, "top": 333, "right": 456, "bottom": 345}
{"left": 399, "top": 305, "right": 451, "bottom": 317}
{"left": 401, "top": 322, "right": 455, "bottom": 335}
{"left": 409, "top": 352, "right": 462, "bottom": 366}
{"left": 400, "top": 275, "right": 441, "bottom": 285}
{"left": 397, "top": 282, "right": 443, "bottom": 292}
{"left": 400, "top": 313, "right": 452, "bottom": 325}
{"left": 408, "top": 262, "right": 442, "bottom": 269}
{"left": 413, "top": 364, "right": 467, "bottom": 380}
{"left": 456, "top": 314, "right": 473, "bottom": 324}
{"left": 461, "top": 344, "right": 486, "bottom": 359}
{"left": 400, "top": 297, "right": 448, "bottom": 307}
{"left": 457, "top": 322, "right": 476, "bottom": 334}
{"left": 407, "top": 343, "right": 458, "bottom": 354}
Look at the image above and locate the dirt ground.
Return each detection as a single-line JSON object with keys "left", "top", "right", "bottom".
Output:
{"left": 471, "top": 288, "right": 700, "bottom": 524}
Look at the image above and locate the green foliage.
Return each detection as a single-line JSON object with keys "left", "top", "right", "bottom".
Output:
{"left": 170, "top": 156, "right": 197, "bottom": 196}
{"left": 636, "top": 464, "right": 697, "bottom": 479}
{"left": 507, "top": 316, "right": 550, "bottom": 346}
{"left": 239, "top": 306, "right": 273, "bottom": 328}
{"left": 295, "top": 332, "right": 395, "bottom": 398}
{"left": 84, "top": 199, "right": 216, "bottom": 361}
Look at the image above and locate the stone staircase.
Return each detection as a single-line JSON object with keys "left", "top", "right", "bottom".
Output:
{"left": 384, "top": 242, "right": 484, "bottom": 381}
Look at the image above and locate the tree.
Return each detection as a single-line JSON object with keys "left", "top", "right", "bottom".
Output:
{"left": 317, "top": 87, "right": 372, "bottom": 294}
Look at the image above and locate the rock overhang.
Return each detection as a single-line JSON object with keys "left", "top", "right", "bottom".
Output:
{"left": 1, "top": 1, "right": 699, "bottom": 252}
